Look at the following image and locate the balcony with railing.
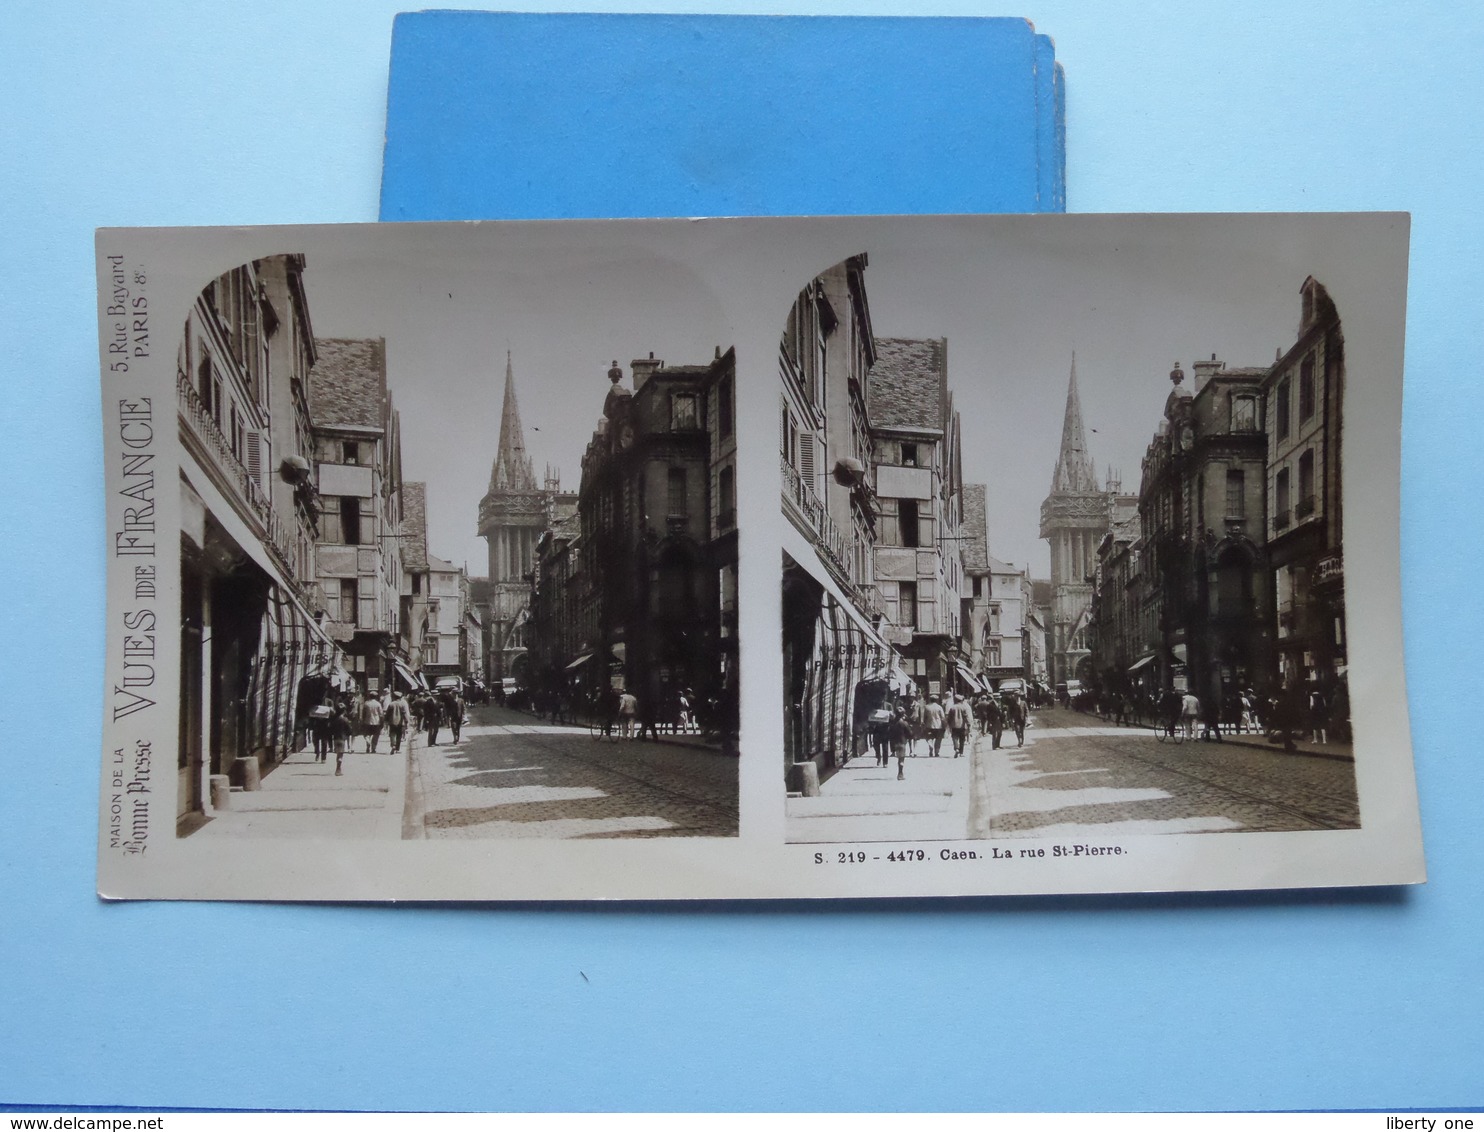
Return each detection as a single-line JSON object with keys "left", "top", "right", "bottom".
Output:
{"left": 1273, "top": 508, "right": 1292, "bottom": 532}
{"left": 180, "top": 369, "right": 316, "bottom": 605}
{"left": 782, "top": 454, "right": 882, "bottom": 613}
{"left": 1295, "top": 495, "right": 1316, "bottom": 519}
{"left": 179, "top": 369, "right": 269, "bottom": 526}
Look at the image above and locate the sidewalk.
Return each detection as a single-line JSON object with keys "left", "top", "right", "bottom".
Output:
{"left": 189, "top": 739, "right": 409, "bottom": 840}
{"left": 785, "top": 733, "right": 982, "bottom": 843}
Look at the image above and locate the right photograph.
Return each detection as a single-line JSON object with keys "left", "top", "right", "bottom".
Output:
{"left": 781, "top": 246, "right": 1359, "bottom": 845}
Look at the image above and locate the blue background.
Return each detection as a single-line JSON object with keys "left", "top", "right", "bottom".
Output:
{"left": 2, "top": 0, "right": 1480, "bottom": 1112}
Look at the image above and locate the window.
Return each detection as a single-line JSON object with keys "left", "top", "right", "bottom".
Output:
{"left": 667, "top": 467, "right": 688, "bottom": 517}
{"left": 1299, "top": 355, "right": 1316, "bottom": 421}
{"left": 718, "top": 375, "right": 733, "bottom": 438}
{"left": 1231, "top": 394, "right": 1257, "bottom": 432}
{"left": 1298, "top": 449, "right": 1315, "bottom": 514}
{"left": 899, "top": 498, "right": 920, "bottom": 548}
{"left": 1197, "top": 472, "right": 1205, "bottom": 529}
{"left": 195, "top": 350, "right": 210, "bottom": 409}
{"left": 1276, "top": 376, "right": 1291, "bottom": 440}
{"left": 989, "top": 604, "right": 1001, "bottom": 634}
{"left": 812, "top": 310, "right": 827, "bottom": 404}
{"left": 899, "top": 582, "right": 918, "bottom": 631}
{"left": 340, "top": 495, "right": 361, "bottom": 545}
{"left": 901, "top": 443, "right": 918, "bottom": 467}
{"left": 342, "top": 440, "right": 360, "bottom": 465}
{"left": 718, "top": 466, "right": 735, "bottom": 528}
{"left": 670, "top": 392, "right": 699, "bottom": 431}
{"left": 336, "top": 578, "right": 358, "bottom": 624}
{"left": 1275, "top": 468, "right": 1291, "bottom": 526}
{"left": 1225, "top": 469, "right": 1245, "bottom": 518}
{"left": 972, "top": 576, "right": 983, "bottom": 599}
{"left": 986, "top": 638, "right": 1002, "bottom": 667}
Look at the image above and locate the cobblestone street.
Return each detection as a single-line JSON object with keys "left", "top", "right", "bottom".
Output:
{"left": 407, "top": 704, "right": 739, "bottom": 839}
{"left": 787, "top": 706, "right": 1359, "bottom": 843}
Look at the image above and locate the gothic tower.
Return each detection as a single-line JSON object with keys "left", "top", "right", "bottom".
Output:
{"left": 1039, "top": 355, "right": 1115, "bottom": 689}
{"left": 478, "top": 353, "right": 553, "bottom": 682}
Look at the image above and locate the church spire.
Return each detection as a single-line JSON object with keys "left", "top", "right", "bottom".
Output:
{"left": 1050, "top": 352, "right": 1099, "bottom": 494}
{"left": 489, "top": 350, "right": 537, "bottom": 493}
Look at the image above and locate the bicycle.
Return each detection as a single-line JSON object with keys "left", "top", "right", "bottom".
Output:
{"left": 588, "top": 712, "right": 619, "bottom": 742}
{"left": 1153, "top": 714, "right": 1184, "bottom": 744}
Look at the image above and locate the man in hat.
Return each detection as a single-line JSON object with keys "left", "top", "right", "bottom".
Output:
{"left": 923, "top": 694, "right": 947, "bottom": 758}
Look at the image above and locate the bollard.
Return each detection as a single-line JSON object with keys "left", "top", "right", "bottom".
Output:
{"left": 238, "top": 755, "right": 262, "bottom": 792}
{"left": 209, "top": 775, "right": 231, "bottom": 810}
{"left": 793, "top": 760, "right": 820, "bottom": 798}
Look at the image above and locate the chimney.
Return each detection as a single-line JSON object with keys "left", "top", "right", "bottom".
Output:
{"left": 1192, "top": 353, "right": 1222, "bottom": 392}
{"left": 631, "top": 351, "right": 663, "bottom": 391}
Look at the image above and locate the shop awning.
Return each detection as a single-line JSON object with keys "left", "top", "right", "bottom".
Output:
{"left": 391, "top": 659, "right": 426, "bottom": 691}
{"left": 308, "top": 663, "right": 356, "bottom": 692}
{"left": 1127, "top": 654, "right": 1157, "bottom": 674}
{"left": 955, "top": 664, "right": 987, "bottom": 694}
{"left": 565, "top": 653, "right": 592, "bottom": 671}
{"left": 861, "top": 663, "right": 914, "bottom": 696}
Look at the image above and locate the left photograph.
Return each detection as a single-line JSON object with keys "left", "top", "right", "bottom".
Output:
{"left": 171, "top": 250, "right": 740, "bottom": 841}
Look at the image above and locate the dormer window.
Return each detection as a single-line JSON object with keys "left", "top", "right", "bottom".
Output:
{"left": 670, "top": 391, "right": 699, "bottom": 430}
{"left": 1231, "top": 394, "right": 1257, "bottom": 432}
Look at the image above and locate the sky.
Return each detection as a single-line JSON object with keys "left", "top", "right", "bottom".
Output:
{"left": 858, "top": 220, "right": 1309, "bottom": 575}
{"left": 299, "top": 229, "right": 733, "bottom": 575}
{"left": 289, "top": 217, "right": 1321, "bottom": 580}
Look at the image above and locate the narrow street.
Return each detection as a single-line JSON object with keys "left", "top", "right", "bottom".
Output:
{"left": 786, "top": 706, "right": 1359, "bottom": 844}
{"left": 406, "top": 703, "right": 739, "bottom": 839}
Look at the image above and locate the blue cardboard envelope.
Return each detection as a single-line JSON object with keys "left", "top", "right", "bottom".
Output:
{"left": 380, "top": 12, "right": 1064, "bottom": 220}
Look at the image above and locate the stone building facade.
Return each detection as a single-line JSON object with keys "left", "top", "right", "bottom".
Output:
{"left": 524, "top": 349, "right": 739, "bottom": 745}
{"left": 1265, "top": 277, "right": 1347, "bottom": 695}
{"left": 1039, "top": 357, "right": 1136, "bottom": 691}
{"left": 868, "top": 337, "right": 969, "bottom": 700}
{"left": 175, "top": 254, "right": 339, "bottom": 830}
{"left": 308, "top": 338, "right": 405, "bottom": 696}
{"left": 780, "top": 255, "right": 980, "bottom": 792}
{"left": 477, "top": 353, "right": 576, "bottom": 687}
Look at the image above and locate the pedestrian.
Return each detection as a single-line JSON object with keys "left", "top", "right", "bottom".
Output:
{"left": 1309, "top": 685, "right": 1329, "bottom": 745}
{"left": 598, "top": 684, "right": 620, "bottom": 739}
{"left": 907, "top": 695, "right": 927, "bottom": 756}
{"left": 946, "top": 693, "right": 973, "bottom": 758}
{"left": 923, "top": 695, "right": 946, "bottom": 757}
{"left": 983, "top": 694, "right": 1004, "bottom": 750}
{"left": 424, "top": 692, "right": 443, "bottom": 747}
{"left": 361, "top": 693, "right": 385, "bottom": 752}
{"left": 331, "top": 704, "right": 353, "bottom": 776}
{"left": 1201, "top": 695, "right": 1224, "bottom": 742}
{"left": 1180, "top": 690, "right": 1201, "bottom": 741}
{"left": 638, "top": 691, "right": 661, "bottom": 742}
{"left": 867, "top": 702, "right": 892, "bottom": 767}
{"left": 617, "top": 689, "right": 638, "bottom": 739}
{"left": 385, "top": 689, "right": 409, "bottom": 753}
{"left": 443, "top": 689, "right": 464, "bottom": 743}
{"left": 887, "top": 707, "right": 912, "bottom": 781}
{"left": 308, "top": 699, "right": 333, "bottom": 761}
